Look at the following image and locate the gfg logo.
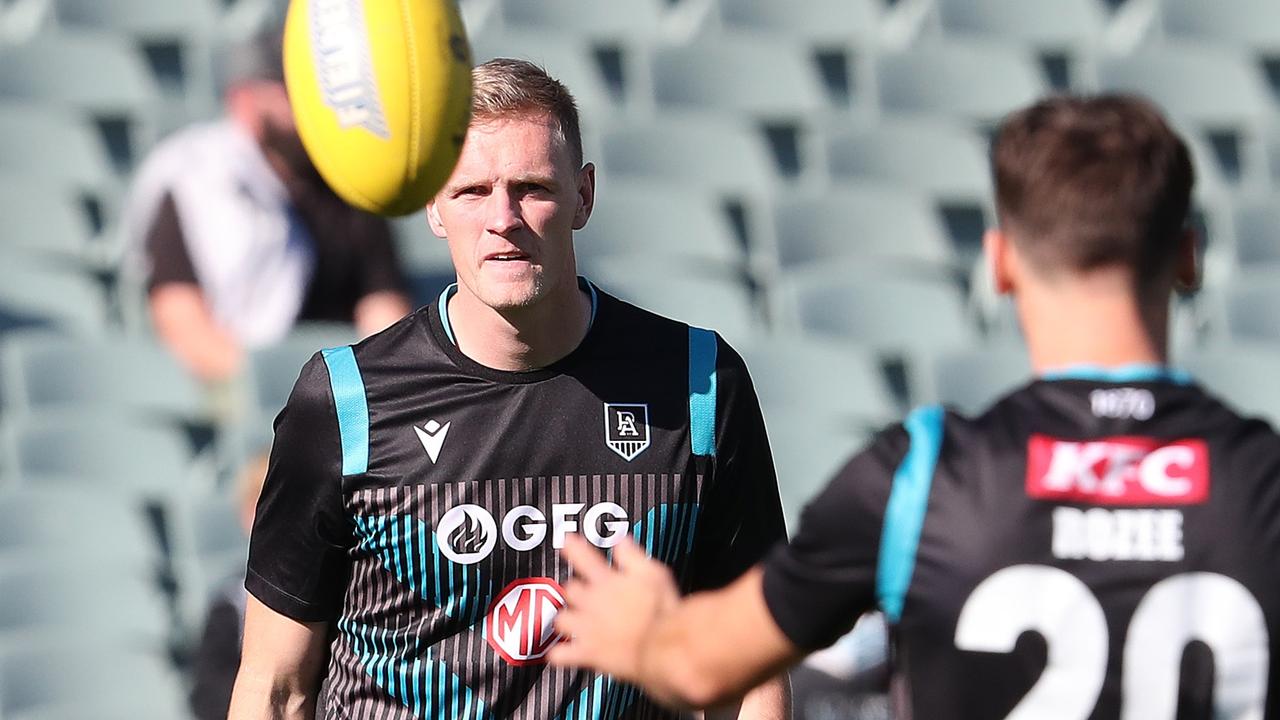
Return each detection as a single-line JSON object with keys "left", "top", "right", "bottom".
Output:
{"left": 436, "top": 503, "right": 630, "bottom": 565}
{"left": 486, "top": 578, "right": 566, "bottom": 665}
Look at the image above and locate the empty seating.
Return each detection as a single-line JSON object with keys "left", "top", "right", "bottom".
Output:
{"left": 713, "top": 0, "right": 880, "bottom": 45}
{"left": 0, "top": 560, "right": 171, "bottom": 645}
{"left": 246, "top": 325, "right": 358, "bottom": 416}
{"left": 1178, "top": 342, "right": 1280, "bottom": 427}
{"left": 874, "top": 40, "right": 1048, "bottom": 124}
{"left": 0, "top": 255, "right": 107, "bottom": 337}
{"left": 0, "top": 487, "right": 161, "bottom": 566}
{"left": 0, "top": 639, "right": 185, "bottom": 718}
{"left": 470, "top": 32, "right": 620, "bottom": 119}
{"left": 497, "top": 0, "right": 666, "bottom": 42}
{"left": 1161, "top": 0, "right": 1280, "bottom": 54}
{"left": 0, "top": 174, "right": 95, "bottom": 263}
{"left": 601, "top": 115, "right": 779, "bottom": 196}
{"left": 824, "top": 117, "right": 993, "bottom": 204}
{"left": 765, "top": 409, "right": 868, "bottom": 530}
{"left": 908, "top": 344, "right": 1033, "bottom": 415}
{"left": 0, "top": 102, "right": 119, "bottom": 210}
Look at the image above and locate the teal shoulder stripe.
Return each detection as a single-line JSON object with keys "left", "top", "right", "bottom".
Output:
{"left": 876, "top": 404, "right": 945, "bottom": 623}
{"left": 321, "top": 345, "right": 370, "bottom": 476}
{"left": 688, "top": 327, "right": 718, "bottom": 457}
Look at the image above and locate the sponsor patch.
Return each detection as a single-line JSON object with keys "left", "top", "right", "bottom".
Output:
{"left": 1026, "top": 435, "right": 1209, "bottom": 506}
{"left": 486, "top": 578, "right": 566, "bottom": 665}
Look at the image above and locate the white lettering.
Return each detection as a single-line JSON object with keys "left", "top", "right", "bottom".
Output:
{"left": 502, "top": 505, "right": 546, "bottom": 551}
{"left": 1052, "top": 507, "right": 1184, "bottom": 562}
{"left": 1140, "top": 445, "right": 1194, "bottom": 497}
{"left": 582, "top": 502, "right": 629, "bottom": 548}
{"left": 1090, "top": 388, "right": 1156, "bottom": 420}
{"left": 552, "top": 503, "right": 586, "bottom": 549}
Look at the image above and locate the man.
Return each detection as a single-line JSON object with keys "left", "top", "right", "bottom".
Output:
{"left": 550, "top": 95, "right": 1280, "bottom": 719}
{"left": 229, "top": 58, "right": 790, "bottom": 719}
{"left": 123, "top": 30, "right": 410, "bottom": 382}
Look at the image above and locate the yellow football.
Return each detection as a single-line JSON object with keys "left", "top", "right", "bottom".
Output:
{"left": 282, "top": 0, "right": 473, "bottom": 216}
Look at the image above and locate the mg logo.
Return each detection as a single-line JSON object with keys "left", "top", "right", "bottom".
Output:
{"left": 604, "top": 403, "right": 650, "bottom": 461}
{"left": 486, "top": 578, "right": 566, "bottom": 665}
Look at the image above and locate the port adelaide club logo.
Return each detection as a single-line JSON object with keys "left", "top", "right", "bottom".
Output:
{"left": 604, "top": 403, "right": 650, "bottom": 461}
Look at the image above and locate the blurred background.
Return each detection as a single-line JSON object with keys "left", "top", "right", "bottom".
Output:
{"left": 1, "top": 0, "right": 1280, "bottom": 717}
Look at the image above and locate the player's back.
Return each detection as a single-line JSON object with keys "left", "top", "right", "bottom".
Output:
{"left": 894, "top": 367, "right": 1280, "bottom": 719}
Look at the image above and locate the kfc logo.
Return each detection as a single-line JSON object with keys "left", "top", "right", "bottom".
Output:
{"left": 486, "top": 578, "right": 566, "bottom": 665}
{"left": 1027, "top": 435, "right": 1209, "bottom": 505}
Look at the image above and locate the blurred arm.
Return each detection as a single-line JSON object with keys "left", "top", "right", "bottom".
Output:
{"left": 228, "top": 595, "right": 331, "bottom": 720}
{"left": 704, "top": 672, "right": 792, "bottom": 720}
{"left": 150, "top": 282, "right": 243, "bottom": 381}
{"left": 354, "top": 290, "right": 412, "bottom": 337}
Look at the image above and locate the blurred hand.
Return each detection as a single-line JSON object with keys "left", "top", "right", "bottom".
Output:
{"left": 549, "top": 535, "right": 679, "bottom": 681}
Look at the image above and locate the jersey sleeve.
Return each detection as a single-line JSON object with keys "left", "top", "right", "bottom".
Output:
{"left": 760, "top": 425, "right": 908, "bottom": 650}
{"left": 245, "top": 353, "right": 354, "bottom": 622}
{"left": 687, "top": 336, "right": 789, "bottom": 591}
{"left": 143, "top": 191, "right": 200, "bottom": 291}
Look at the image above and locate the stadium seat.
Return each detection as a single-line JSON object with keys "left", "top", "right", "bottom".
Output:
{"left": 932, "top": 0, "right": 1107, "bottom": 47}
{"left": 758, "top": 185, "right": 957, "bottom": 277}
{"left": 1199, "top": 269, "right": 1280, "bottom": 344}
{"left": 0, "top": 174, "right": 95, "bottom": 263}
{"left": 470, "top": 32, "right": 621, "bottom": 119}
{"left": 873, "top": 40, "right": 1048, "bottom": 124}
{"left": 496, "top": 0, "right": 666, "bottom": 42}
{"left": 0, "top": 256, "right": 108, "bottom": 337}
{"left": 601, "top": 115, "right": 779, "bottom": 196}
{"left": 0, "top": 102, "right": 119, "bottom": 213}
{"left": 0, "top": 639, "right": 185, "bottom": 717}
{"left": 1178, "top": 342, "right": 1280, "bottom": 427}
{"left": 575, "top": 181, "right": 744, "bottom": 275}
{"left": 824, "top": 117, "right": 993, "bottom": 205}
{"left": 712, "top": 0, "right": 880, "bottom": 45}
{"left": 0, "top": 486, "right": 161, "bottom": 567}
{"left": 1160, "top": 0, "right": 1280, "bottom": 54}
{"left": 647, "top": 35, "right": 832, "bottom": 120}
{"left": 0, "top": 31, "right": 163, "bottom": 169}
{"left": 49, "top": 0, "right": 219, "bottom": 117}
{"left": 1230, "top": 196, "right": 1280, "bottom": 269}
{"left": 765, "top": 408, "right": 868, "bottom": 531}
{"left": 3, "top": 410, "right": 199, "bottom": 496}
{"left": 585, "top": 258, "right": 761, "bottom": 345}
{"left": 0, "top": 333, "right": 206, "bottom": 420}
{"left": 390, "top": 213, "right": 454, "bottom": 276}
{"left": 772, "top": 263, "right": 979, "bottom": 355}
{"left": 907, "top": 344, "right": 1033, "bottom": 415}
{"left": 169, "top": 490, "right": 248, "bottom": 633}
{"left": 737, "top": 334, "right": 900, "bottom": 429}
{"left": 1096, "top": 44, "right": 1274, "bottom": 185}
{"left": 0, "top": 560, "right": 171, "bottom": 646}
{"left": 245, "top": 325, "right": 358, "bottom": 416}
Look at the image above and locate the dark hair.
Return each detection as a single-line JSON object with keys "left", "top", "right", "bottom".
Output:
{"left": 992, "top": 94, "right": 1194, "bottom": 289}
{"left": 471, "top": 58, "right": 583, "bottom": 167}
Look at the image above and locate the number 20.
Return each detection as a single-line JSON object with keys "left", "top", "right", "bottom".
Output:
{"left": 954, "top": 565, "right": 1269, "bottom": 719}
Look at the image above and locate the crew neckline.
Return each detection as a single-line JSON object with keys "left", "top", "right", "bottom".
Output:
{"left": 1038, "top": 363, "right": 1192, "bottom": 385}
{"left": 424, "top": 276, "right": 601, "bottom": 384}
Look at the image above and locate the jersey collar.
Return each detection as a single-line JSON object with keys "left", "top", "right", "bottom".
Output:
{"left": 1038, "top": 363, "right": 1192, "bottom": 385}
{"left": 437, "top": 276, "right": 599, "bottom": 347}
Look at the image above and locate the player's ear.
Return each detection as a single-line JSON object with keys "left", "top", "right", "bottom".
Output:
{"left": 1174, "top": 227, "right": 1200, "bottom": 293}
{"left": 572, "top": 162, "right": 595, "bottom": 231}
{"left": 426, "top": 200, "right": 447, "bottom": 239}
{"left": 986, "top": 228, "right": 1016, "bottom": 295}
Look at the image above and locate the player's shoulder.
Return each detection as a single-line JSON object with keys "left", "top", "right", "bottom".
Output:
{"left": 343, "top": 305, "right": 438, "bottom": 374}
{"left": 592, "top": 284, "right": 751, "bottom": 376}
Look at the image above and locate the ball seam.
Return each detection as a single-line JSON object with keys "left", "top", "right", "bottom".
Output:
{"left": 398, "top": 0, "right": 422, "bottom": 194}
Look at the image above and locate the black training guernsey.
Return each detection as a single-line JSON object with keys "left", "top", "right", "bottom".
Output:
{"left": 764, "top": 366, "right": 1280, "bottom": 719}
{"left": 247, "top": 279, "right": 787, "bottom": 720}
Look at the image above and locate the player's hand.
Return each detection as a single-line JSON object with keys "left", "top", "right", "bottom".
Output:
{"left": 549, "top": 534, "right": 679, "bottom": 682}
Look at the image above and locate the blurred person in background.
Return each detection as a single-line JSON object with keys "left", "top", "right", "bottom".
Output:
{"left": 550, "top": 95, "right": 1280, "bottom": 719}
{"left": 121, "top": 29, "right": 411, "bottom": 385}
{"left": 229, "top": 58, "right": 789, "bottom": 720}
{"left": 189, "top": 451, "right": 269, "bottom": 720}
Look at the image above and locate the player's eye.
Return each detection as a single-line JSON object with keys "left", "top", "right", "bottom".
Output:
{"left": 454, "top": 185, "right": 488, "bottom": 198}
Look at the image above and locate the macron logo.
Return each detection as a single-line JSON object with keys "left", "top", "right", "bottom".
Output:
{"left": 414, "top": 420, "right": 451, "bottom": 463}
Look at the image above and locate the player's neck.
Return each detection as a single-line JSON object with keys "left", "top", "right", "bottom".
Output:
{"left": 446, "top": 278, "right": 592, "bottom": 372}
{"left": 1017, "top": 276, "right": 1169, "bottom": 375}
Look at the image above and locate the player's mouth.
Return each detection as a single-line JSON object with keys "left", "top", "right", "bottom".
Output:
{"left": 484, "top": 250, "right": 532, "bottom": 263}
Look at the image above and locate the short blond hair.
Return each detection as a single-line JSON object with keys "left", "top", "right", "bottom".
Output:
{"left": 471, "top": 58, "right": 583, "bottom": 167}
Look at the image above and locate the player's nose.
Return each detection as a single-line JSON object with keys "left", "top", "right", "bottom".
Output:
{"left": 484, "top": 188, "right": 524, "bottom": 236}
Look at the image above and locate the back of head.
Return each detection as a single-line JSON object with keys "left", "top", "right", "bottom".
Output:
{"left": 470, "top": 58, "right": 583, "bottom": 168}
{"left": 992, "top": 95, "right": 1194, "bottom": 293}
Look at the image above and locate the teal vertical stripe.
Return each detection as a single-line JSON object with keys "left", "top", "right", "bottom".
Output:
{"left": 688, "top": 326, "right": 718, "bottom": 456}
{"left": 876, "top": 404, "right": 945, "bottom": 624}
{"left": 321, "top": 346, "right": 369, "bottom": 476}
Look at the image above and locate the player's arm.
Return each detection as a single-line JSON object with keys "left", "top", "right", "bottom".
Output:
{"left": 552, "top": 537, "right": 802, "bottom": 709}
{"left": 144, "top": 192, "right": 242, "bottom": 381}
{"left": 350, "top": 205, "right": 412, "bottom": 336}
{"left": 354, "top": 290, "right": 412, "bottom": 337}
{"left": 228, "top": 597, "right": 330, "bottom": 720}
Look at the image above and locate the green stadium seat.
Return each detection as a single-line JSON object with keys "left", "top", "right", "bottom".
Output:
{"left": 246, "top": 325, "right": 358, "bottom": 416}
{"left": 1178, "top": 342, "right": 1280, "bottom": 427}
{"left": 713, "top": 0, "right": 880, "bottom": 45}
{"left": 0, "top": 639, "right": 184, "bottom": 717}
{"left": 0, "top": 255, "right": 108, "bottom": 337}
{"left": 1161, "top": 0, "right": 1280, "bottom": 54}
{"left": 0, "top": 560, "right": 171, "bottom": 646}
{"left": 874, "top": 40, "right": 1048, "bottom": 124}
{"left": 765, "top": 408, "right": 867, "bottom": 532}
{"left": 3, "top": 410, "right": 199, "bottom": 496}
{"left": 758, "top": 185, "right": 957, "bottom": 277}
{"left": 0, "top": 487, "right": 161, "bottom": 567}
{"left": 647, "top": 35, "right": 832, "bottom": 120}
{"left": 739, "top": 334, "right": 900, "bottom": 429}
{"left": 585, "top": 258, "right": 762, "bottom": 346}
{"left": 1230, "top": 196, "right": 1280, "bottom": 269}
{"left": 497, "top": 0, "right": 666, "bottom": 41}
{"left": 0, "top": 174, "right": 95, "bottom": 263}
{"left": 824, "top": 117, "right": 993, "bottom": 205}
{"left": 932, "top": 0, "right": 1107, "bottom": 49}
{"left": 0, "top": 102, "right": 118, "bottom": 211}
{"left": 0, "top": 333, "right": 206, "bottom": 421}
{"left": 576, "top": 181, "right": 744, "bottom": 275}
{"left": 601, "top": 115, "right": 779, "bottom": 196}
{"left": 773, "top": 263, "right": 979, "bottom": 355}
{"left": 0, "top": 31, "right": 163, "bottom": 169}
{"left": 907, "top": 344, "right": 1033, "bottom": 416}
{"left": 390, "top": 213, "right": 454, "bottom": 276}
{"left": 470, "top": 32, "right": 621, "bottom": 119}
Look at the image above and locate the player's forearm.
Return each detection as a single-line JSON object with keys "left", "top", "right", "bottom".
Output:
{"left": 226, "top": 667, "right": 318, "bottom": 720}
{"left": 637, "top": 571, "right": 797, "bottom": 710}
{"left": 702, "top": 673, "right": 791, "bottom": 720}
{"left": 150, "top": 283, "right": 243, "bottom": 381}
{"left": 354, "top": 290, "right": 412, "bottom": 337}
